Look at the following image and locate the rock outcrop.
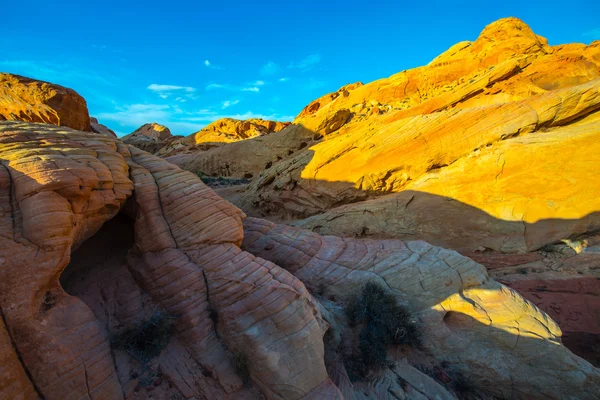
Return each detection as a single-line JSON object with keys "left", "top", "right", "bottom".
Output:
{"left": 90, "top": 116, "right": 117, "bottom": 137}
{"left": 193, "top": 118, "right": 290, "bottom": 144}
{"left": 2, "top": 120, "right": 598, "bottom": 399}
{"left": 0, "top": 72, "right": 91, "bottom": 131}
{"left": 121, "top": 122, "right": 173, "bottom": 153}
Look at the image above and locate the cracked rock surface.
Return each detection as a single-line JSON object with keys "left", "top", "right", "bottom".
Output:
{"left": 0, "top": 120, "right": 598, "bottom": 399}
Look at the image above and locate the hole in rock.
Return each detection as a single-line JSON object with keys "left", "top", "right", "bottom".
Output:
{"left": 60, "top": 212, "right": 135, "bottom": 298}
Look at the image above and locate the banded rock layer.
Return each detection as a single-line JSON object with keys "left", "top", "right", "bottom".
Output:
{"left": 0, "top": 121, "right": 598, "bottom": 399}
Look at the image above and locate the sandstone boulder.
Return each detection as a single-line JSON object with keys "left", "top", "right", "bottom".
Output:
{"left": 0, "top": 72, "right": 91, "bottom": 131}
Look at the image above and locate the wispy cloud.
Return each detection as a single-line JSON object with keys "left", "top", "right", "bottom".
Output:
{"left": 278, "top": 77, "right": 290, "bottom": 82}
{"left": 261, "top": 61, "right": 281, "bottom": 76}
{"left": 147, "top": 84, "right": 196, "bottom": 93}
{"left": 147, "top": 83, "right": 197, "bottom": 100}
{"left": 208, "top": 82, "right": 262, "bottom": 93}
{"left": 92, "top": 44, "right": 122, "bottom": 54}
{"left": 204, "top": 59, "right": 224, "bottom": 70}
{"left": 97, "top": 104, "right": 172, "bottom": 127}
{"left": 288, "top": 54, "right": 321, "bottom": 71}
{"left": 582, "top": 28, "right": 600, "bottom": 39}
{"left": 206, "top": 83, "right": 229, "bottom": 90}
{"left": 0, "top": 59, "right": 116, "bottom": 86}
{"left": 222, "top": 99, "right": 240, "bottom": 109}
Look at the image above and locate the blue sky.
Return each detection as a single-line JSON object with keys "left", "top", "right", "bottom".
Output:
{"left": 2, "top": 0, "right": 599, "bottom": 136}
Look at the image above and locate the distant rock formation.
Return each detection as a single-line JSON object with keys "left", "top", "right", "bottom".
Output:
{"left": 194, "top": 118, "right": 290, "bottom": 144}
{"left": 121, "top": 122, "right": 173, "bottom": 153}
{"left": 0, "top": 72, "right": 91, "bottom": 131}
{"left": 1, "top": 120, "right": 598, "bottom": 400}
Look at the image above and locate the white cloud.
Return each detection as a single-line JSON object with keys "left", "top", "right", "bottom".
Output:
{"left": 147, "top": 84, "right": 196, "bottom": 93}
{"left": 222, "top": 99, "right": 241, "bottom": 109}
{"left": 208, "top": 83, "right": 262, "bottom": 92}
{"left": 96, "top": 104, "right": 172, "bottom": 128}
{"left": 261, "top": 61, "right": 281, "bottom": 76}
{"left": 279, "top": 77, "right": 290, "bottom": 82}
{"left": 147, "top": 84, "right": 197, "bottom": 100}
{"left": 204, "top": 60, "right": 210, "bottom": 67}
{"left": 206, "top": 83, "right": 228, "bottom": 90}
{"left": 288, "top": 54, "right": 321, "bottom": 71}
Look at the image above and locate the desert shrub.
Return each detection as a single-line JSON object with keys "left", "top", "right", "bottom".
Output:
{"left": 234, "top": 352, "right": 250, "bottom": 385}
{"left": 343, "top": 281, "right": 420, "bottom": 381}
{"left": 111, "top": 308, "right": 177, "bottom": 386}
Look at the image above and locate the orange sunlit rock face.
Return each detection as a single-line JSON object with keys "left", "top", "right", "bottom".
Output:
{"left": 221, "top": 17, "right": 600, "bottom": 253}
{"left": 193, "top": 117, "right": 290, "bottom": 144}
{"left": 0, "top": 73, "right": 91, "bottom": 131}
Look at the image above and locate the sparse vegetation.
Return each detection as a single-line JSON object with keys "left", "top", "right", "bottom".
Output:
{"left": 111, "top": 308, "right": 177, "bottom": 387}
{"left": 343, "top": 281, "right": 421, "bottom": 381}
{"left": 193, "top": 170, "right": 250, "bottom": 187}
{"left": 234, "top": 351, "right": 250, "bottom": 385}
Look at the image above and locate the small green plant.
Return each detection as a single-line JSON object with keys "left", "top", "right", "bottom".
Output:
{"left": 111, "top": 308, "right": 177, "bottom": 387}
{"left": 343, "top": 281, "right": 421, "bottom": 381}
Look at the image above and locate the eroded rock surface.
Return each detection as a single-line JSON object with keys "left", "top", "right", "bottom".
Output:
{"left": 194, "top": 118, "right": 290, "bottom": 144}
{"left": 0, "top": 121, "right": 336, "bottom": 399}
{"left": 1, "top": 121, "right": 598, "bottom": 399}
{"left": 0, "top": 72, "right": 91, "bottom": 131}
{"left": 242, "top": 218, "right": 600, "bottom": 399}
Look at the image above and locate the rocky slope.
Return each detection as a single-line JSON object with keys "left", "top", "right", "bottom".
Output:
{"left": 1, "top": 120, "right": 598, "bottom": 399}
{"left": 0, "top": 72, "right": 91, "bottom": 131}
